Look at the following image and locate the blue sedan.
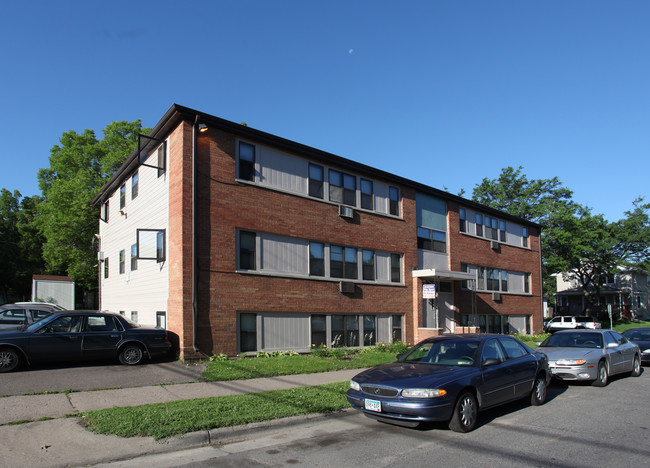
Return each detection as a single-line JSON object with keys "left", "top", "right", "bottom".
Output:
{"left": 347, "top": 334, "right": 550, "bottom": 432}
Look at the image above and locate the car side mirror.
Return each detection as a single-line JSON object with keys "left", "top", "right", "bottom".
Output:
{"left": 482, "top": 357, "right": 501, "bottom": 367}
{"left": 606, "top": 342, "right": 619, "bottom": 349}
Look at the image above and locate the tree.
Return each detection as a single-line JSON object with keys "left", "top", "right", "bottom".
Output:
{"left": 36, "top": 120, "right": 147, "bottom": 292}
{"left": 0, "top": 189, "right": 44, "bottom": 300}
{"left": 471, "top": 167, "right": 650, "bottom": 314}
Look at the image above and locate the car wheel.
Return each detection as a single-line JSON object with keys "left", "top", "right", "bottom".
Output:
{"left": 119, "top": 344, "right": 144, "bottom": 365}
{"left": 449, "top": 391, "right": 478, "bottom": 433}
{"left": 0, "top": 348, "right": 21, "bottom": 373}
{"left": 630, "top": 355, "right": 641, "bottom": 377}
{"left": 530, "top": 374, "right": 547, "bottom": 406}
{"left": 592, "top": 361, "right": 608, "bottom": 387}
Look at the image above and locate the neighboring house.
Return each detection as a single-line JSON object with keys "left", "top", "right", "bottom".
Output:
{"left": 554, "top": 268, "right": 650, "bottom": 321}
{"left": 31, "top": 275, "right": 75, "bottom": 310}
{"left": 93, "top": 104, "right": 543, "bottom": 359}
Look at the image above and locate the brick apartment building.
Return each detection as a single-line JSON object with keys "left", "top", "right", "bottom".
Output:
{"left": 93, "top": 104, "right": 542, "bottom": 359}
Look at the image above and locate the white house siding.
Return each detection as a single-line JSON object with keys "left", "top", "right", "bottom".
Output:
{"left": 99, "top": 143, "right": 169, "bottom": 327}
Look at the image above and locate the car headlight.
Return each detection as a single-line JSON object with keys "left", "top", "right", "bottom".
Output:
{"left": 556, "top": 359, "right": 586, "bottom": 366}
{"left": 401, "top": 388, "right": 447, "bottom": 398}
{"left": 642, "top": 349, "right": 650, "bottom": 355}
{"left": 350, "top": 380, "right": 361, "bottom": 391}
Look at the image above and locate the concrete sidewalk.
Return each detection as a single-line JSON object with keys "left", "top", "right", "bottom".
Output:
{"left": 0, "top": 369, "right": 362, "bottom": 467}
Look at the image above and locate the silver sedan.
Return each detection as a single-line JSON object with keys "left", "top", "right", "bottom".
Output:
{"left": 536, "top": 329, "right": 641, "bottom": 387}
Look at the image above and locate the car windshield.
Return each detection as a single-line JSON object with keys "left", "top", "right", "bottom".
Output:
{"left": 624, "top": 329, "right": 650, "bottom": 341}
{"left": 541, "top": 332, "right": 603, "bottom": 349}
{"left": 399, "top": 339, "right": 480, "bottom": 366}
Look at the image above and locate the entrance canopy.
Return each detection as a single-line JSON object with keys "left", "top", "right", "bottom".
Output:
{"left": 412, "top": 269, "right": 475, "bottom": 282}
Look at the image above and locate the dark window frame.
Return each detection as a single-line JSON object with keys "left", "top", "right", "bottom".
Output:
{"left": 238, "top": 141, "right": 256, "bottom": 182}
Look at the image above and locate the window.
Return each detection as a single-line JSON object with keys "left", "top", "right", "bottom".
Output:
{"left": 481, "top": 339, "right": 505, "bottom": 363}
{"left": 522, "top": 227, "right": 529, "bottom": 247}
{"left": 102, "top": 200, "right": 109, "bottom": 223}
{"left": 391, "top": 253, "right": 401, "bottom": 283}
{"left": 329, "top": 170, "right": 356, "bottom": 206}
{"left": 308, "top": 164, "right": 323, "bottom": 198}
{"left": 309, "top": 242, "right": 324, "bottom": 276}
{"left": 360, "top": 179, "right": 373, "bottom": 210}
{"left": 331, "top": 315, "right": 359, "bottom": 347}
{"left": 491, "top": 217, "right": 499, "bottom": 240}
{"left": 119, "top": 250, "right": 125, "bottom": 274}
{"left": 130, "top": 311, "right": 138, "bottom": 323}
{"left": 240, "top": 313, "right": 257, "bottom": 352}
{"left": 363, "top": 315, "right": 376, "bottom": 346}
{"left": 104, "top": 257, "right": 109, "bottom": 279}
{"left": 156, "top": 311, "right": 166, "bottom": 329}
{"left": 239, "top": 231, "right": 256, "bottom": 270}
{"left": 499, "top": 220, "right": 506, "bottom": 242}
{"left": 498, "top": 337, "right": 527, "bottom": 359}
{"left": 131, "top": 244, "right": 138, "bottom": 271}
{"left": 501, "top": 270, "right": 508, "bottom": 292}
{"left": 156, "top": 231, "right": 165, "bottom": 262}
{"left": 157, "top": 143, "right": 166, "bottom": 178}
{"left": 330, "top": 245, "right": 357, "bottom": 279}
{"left": 459, "top": 208, "right": 466, "bottom": 232}
{"left": 362, "top": 250, "right": 375, "bottom": 281}
{"left": 484, "top": 216, "right": 493, "bottom": 239}
{"left": 389, "top": 186, "right": 400, "bottom": 216}
{"left": 392, "top": 315, "right": 402, "bottom": 342}
{"left": 524, "top": 273, "right": 530, "bottom": 293}
{"left": 238, "top": 142, "right": 256, "bottom": 181}
{"left": 311, "top": 315, "right": 327, "bottom": 347}
{"left": 477, "top": 266, "right": 485, "bottom": 290}
{"left": 119, "top": 184, "right": 126, "bottom": 209}
{"left": 475, "top": 214, "right": 483, "bottom": 236}
{"left": 131, "top": 170, "right": 139, "bottom": 199}
{"left": 604, "top": 274, "right": 615, "bottom": 284}
{"left": 417, "top": 227, "right": 446, "bottom": 253}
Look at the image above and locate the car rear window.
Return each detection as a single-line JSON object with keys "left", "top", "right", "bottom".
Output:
{"left": 575, "top": 316, "right": 594, "bottom": 322}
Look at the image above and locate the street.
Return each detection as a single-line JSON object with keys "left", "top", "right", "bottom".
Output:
{"left": 95, "top": 370, "right": 650, "bottom": 468}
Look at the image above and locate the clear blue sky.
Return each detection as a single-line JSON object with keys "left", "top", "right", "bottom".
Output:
{"left": 1, "top": 1, "right": 648, "bottom": 221}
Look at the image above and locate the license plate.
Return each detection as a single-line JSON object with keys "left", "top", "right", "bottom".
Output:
{"left": 365, "top": 398, "right": 381, "bottom": 412}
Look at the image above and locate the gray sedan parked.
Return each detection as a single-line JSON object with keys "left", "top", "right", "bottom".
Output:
{"left": 0, "top": 303, "right": 60, "bottom": 330}
{"left": 536, "top": 330, "right": 641, "bottom": 386}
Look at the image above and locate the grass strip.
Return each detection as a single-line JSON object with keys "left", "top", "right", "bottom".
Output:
{"left": 81, "top": 382, "right": 350, "bottom": 440}
{"left": 202, "top": 352, "right": 396, "bottom": 381}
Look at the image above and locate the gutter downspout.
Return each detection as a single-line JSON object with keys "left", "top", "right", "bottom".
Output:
{"left": 192, "top": 115, "right": 199, "bottom": 352}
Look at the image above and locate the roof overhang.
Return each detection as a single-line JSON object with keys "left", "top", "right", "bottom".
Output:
{"left": 412, "top": 269, "right": 475, "bottom": 281}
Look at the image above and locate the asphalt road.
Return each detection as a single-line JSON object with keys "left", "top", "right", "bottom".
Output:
{"left": 96, "top": 369, "right": 650, "bottom": 468}
{"left": 0, "top": 359, "right": 206, "bottom": 396}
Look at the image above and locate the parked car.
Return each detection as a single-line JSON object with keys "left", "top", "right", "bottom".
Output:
{"left": 622, "top": 327, "right": 650, "bottom": 365}
{"left": 543, "top": 315, "right": 601, "bottom": 333}
{"left": 346, "top": 334, "right": 550, "bottom": 433}
{"left": 536, "top": 329, "right": 641, "bottom": 386}
{"left": 0, "top": 310, "right": 173, "bottom": 372}
{"left": 14, "top": 302, "right": 65, "bottom": 310}
{"left": 0, "top": 303, "right": 60, "bottom": 331}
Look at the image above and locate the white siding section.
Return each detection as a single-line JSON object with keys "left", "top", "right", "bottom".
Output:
{"left": 99, "top": 143, "right": 169, "bottom": 327}
{"left": 257, "top": 146, "right": 308, "bottom": 194}
{"left": 373, "top": 181, "right": 390, "bottom": 215}
{"left": 508, "top": 271, "right": 526, "bottom": 293}
{"left": 376, "top": 252, "right": 391, "bottom": 282}
{"left": 418, "top": 250, "right": 449, "bottom": 270}
{"left": 261, "top": 314, "right": 310, "bottom": 350}
{"left": 260, "top": 234, "right": 309, "bottom": 275}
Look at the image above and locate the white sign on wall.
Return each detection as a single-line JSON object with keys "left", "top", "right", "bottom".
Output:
{"left": 423, "top": 284, "right": 437, "bottom": 299}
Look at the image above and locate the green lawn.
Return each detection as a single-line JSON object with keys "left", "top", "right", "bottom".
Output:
{"left": 202, "top": 352, "right": 397, "bottom": 381}
{"left": 81, "top": 382, "right": 350, "bottom": 440}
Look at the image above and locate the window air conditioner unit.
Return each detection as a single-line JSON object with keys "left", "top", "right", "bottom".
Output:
{"left": 338, "top": 205, "right": 354, "bottom": 219}
{"left": 339, "top": 281, "right": 355, "bottom": 294}
{"left": 492, "top": 292, "right": 502, "bottom": 302}
{"left": 491, "top": 240, "right": 501, "bottom": 252}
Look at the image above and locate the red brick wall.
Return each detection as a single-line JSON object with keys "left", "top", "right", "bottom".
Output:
{"left": 447, "top": 201, "right": 543, "bottom": 333}
{"left": 193, "top": 127, "right": 419, "bottom": 355}
{"left": 167, "top": 122, "right": 199, "bottom": 359}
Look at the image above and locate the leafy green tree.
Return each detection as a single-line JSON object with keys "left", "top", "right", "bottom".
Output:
{"left": 0, "top": 189, "right": 45, "bottom": 300}
{"left": 36, "top": 120, "right": 146, "bottom": 291}
{"left": 471, "top": 168, "right": 650, "bottom": 314}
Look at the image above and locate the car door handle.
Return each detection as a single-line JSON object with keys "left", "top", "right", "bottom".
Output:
{"left": 110, "top": 335, "right": 119, "bottom": 338}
